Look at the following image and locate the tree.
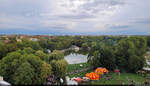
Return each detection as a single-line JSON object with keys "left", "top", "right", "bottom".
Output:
{"left": 0, "top": 43, "right": 8, "bottom": 59}
{"left": 128, "top": 55, "right": 145, "bottom": 72}
{"left": 17, "top": 39, "right": 42, "bottom": 50}
{"left": 88, "top": 37, "right": 146, "bottom": 72}
{"left": 115, "top": 39, "right": 135, "bottom": 71}
{"left": 39, "top": 40, "right": 48, "bottom": 49}
{"left": 82, "top": 43, "right": 88, "bottom": 51}
{"left": 55, "top": 59, "right": 68, "bottom": 78}
{"left": 12, "top": 62, "right": 34, "bottom": 85}
{"left": 91, "top": 42, "right": 97, "bottom": 48}
{"left": 115, "top": 37, "right": 146, "bottom": 72}
{"left": 99, "top": 46, "right": 116, "bottom": 70}
{"left": 88, "top": 45, "right": 116, "bottom": 70}
{"left": 0, "top": 43, "right": 18, "bottom": 60}
{"left": 0, "top": 49, "right": 52, "bottom": 85}
{"left": 88, "top": 51, "right": 101, "bottom": 68}
{"left": 39, "top": 62, "right": 52, "bottom": 84}
{"left": 35, "top": 50, "right": 49, "bottom": 62}
{"left": 21, "top": 47, "right": 35, "bottom": 54}
{"left": 49, "top": 50, "right": 68, "bottom": 78}
{"left": 0, "top": 52, "right": 23, "bottom": 82}
{"left": 49, "top": 50, "right": 64, "bottom": 61}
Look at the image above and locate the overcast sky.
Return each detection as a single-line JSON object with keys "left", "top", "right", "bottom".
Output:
{"left": 0, "top": 0, "right": 150, "bottom": 35}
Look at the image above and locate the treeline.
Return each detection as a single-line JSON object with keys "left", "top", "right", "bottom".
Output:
{"left": 38, "top": 36, "right": 122, "bottom": 51}
{"left": 88, "top": 37, "right": 148, "bottom": 72}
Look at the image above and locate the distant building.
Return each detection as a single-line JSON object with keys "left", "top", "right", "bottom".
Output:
{"left": 30, "top": 38, "right": 39, "bottom": 41}
{"left": 5, "top": 38, "right": 10, "bottom": 43}
{"left": 0, "top": 76, "right": 11, "bottom": 86}
{"left": 16, "top": 37, "right": 22, "bottom": 42}
{"left": 16, "top": 39, "right": 22, "bottom": 42}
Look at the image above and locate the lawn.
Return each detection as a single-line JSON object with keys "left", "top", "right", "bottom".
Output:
{"left": 67, "top": 63, "right": 150, "bottom": 85}
{"left": 67, "top": 62, "right": 90, "bottom": 72}
{"left": 91, "top": 73, "right": 149, "bottom": 85}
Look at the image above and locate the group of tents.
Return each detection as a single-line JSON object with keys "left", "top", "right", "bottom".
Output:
{"left": 66, "top": 67, "right": 120, "bottom": 85}
{"left": 86, "top": 67, "right": 109, "bottom": 80}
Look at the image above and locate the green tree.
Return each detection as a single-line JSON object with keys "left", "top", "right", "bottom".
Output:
{"left": 82, "top": 43, "right": 88, "bottom": 51}
{"left": 12, "top": 62, "right": 34, "bottom": 85}
{"left": 21, "top": 47, "right": 35, "bottom": 54}
{"left": 0, "top": 43, "right": 18, "bottom": 60}
{"left": 55, "top": 59, "right": 68, "bottom": 78}
{"left": 35, "top": 50, "right": 49, "bottom": 62}
{"left": 99, "top": 46, "right": 116, "bottom": 70}
{"left": 128, "top": 55, "right": 145, "bottom": 72}
{"left": 49, "top": 50, "right": 64, "bottom": 61}
{"left": 0, "top": 49, "right": 52, "bottom": 85}
{"left": 88, "top": 45, "right": 116, "bottom": 70}
{"left": 116, "top": 37, "right": 146, "bottom": 72}
{"left": 88, "top": 50, "right": 101, "bottom": 68}
{"left": 39, "top": 62, "right": 52, "bottom": 84}
{"left": 17, "top": 39, "right": 42, "bottom": 50}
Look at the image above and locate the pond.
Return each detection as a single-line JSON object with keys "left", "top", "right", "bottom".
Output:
{"left": 64, "top": 53, "right": 88, "bottom": 64}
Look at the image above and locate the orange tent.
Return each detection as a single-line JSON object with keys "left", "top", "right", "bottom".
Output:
{"left": 95, "top": 67, "right": 104, "bottom": 75}
{"left": 102, "top": 68, "right": 109, "bottom": 73}
{"left": 86, "top": 72, "right": 99, "bottom": 80}
{"left": 95, "top": 67, "right": 109, "bottom": 75}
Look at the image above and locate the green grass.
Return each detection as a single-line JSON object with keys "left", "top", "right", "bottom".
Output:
{"left": 67, "top": 63, "right": 90, "bottom": 72}
{"left": 69, "top": 72, "right": 149, "bottom": 85}
{"left": 69, "top": 70, "right": 93, "bottom": 78}
{"left": 67, "top": 63, "right": 149, "bottom": 85}
{"left": 92, "top": 73, "right": 148, "bottom": 85}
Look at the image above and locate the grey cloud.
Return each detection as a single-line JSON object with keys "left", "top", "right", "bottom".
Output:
{"left": 109, "top": 24, "right": 131, "bottom": 30}
{"left": 57, "top": 0, "right": 126, "bottom": 21}
{"left": 131, "top": 18, "right": 150, "bottom": 24}
{"left": 80, "top": 0, "right": 125, "bottom": 13}
{"left": 58, "top": 13, "right": 96, "bottom": 19}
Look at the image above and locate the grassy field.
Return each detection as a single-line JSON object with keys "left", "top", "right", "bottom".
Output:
{"left": 91, "top": 73, "right": 149, "bottom": 85}
{"left": 67, "top": 62, "right": 90, "bottom": 72}
{"left": 67, "top": 63, "right": 150, "bottom": 85}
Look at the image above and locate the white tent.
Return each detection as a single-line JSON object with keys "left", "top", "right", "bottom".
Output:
{"left": 0, "top": 80, "right": 11, "bottom": 86}
{"left": 66, "top": 76, "right": 78, "bottom": 85}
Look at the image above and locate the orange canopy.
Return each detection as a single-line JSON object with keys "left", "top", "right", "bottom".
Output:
{"left": 86, "top": 72, "right": 99, "bottom": 80}
{"left": 102, "top": 68, "right": 109, "bottom": 73}
{"left": 95, "top": 67, "right": 109, "bottom": 75}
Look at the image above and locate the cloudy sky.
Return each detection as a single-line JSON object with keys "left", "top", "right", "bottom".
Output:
{"left": 0, "top": 0, "right": 150, "bottom": 35}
